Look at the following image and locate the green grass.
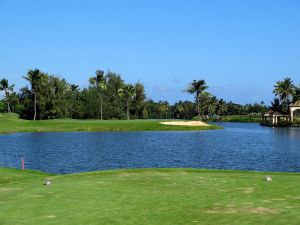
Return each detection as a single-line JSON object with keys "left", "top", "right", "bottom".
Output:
{"left": 1, "top": 168, "right": 300, "bottom": 225}
{"left": 0, "top": 113, "right": 221, "bottom": 134}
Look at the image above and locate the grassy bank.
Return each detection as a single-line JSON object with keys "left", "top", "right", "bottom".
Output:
{"left": 1, "top": 168, "right": 300, "bottom": 225}
{"left": 0, "top": 113, "right": 221, "bottom": 134}
{"left": 208, "top": 115, "right": 262, "bottom": 123}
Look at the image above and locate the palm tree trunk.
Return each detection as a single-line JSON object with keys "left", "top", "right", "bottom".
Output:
{"left": 34, "top": 92, "right": 37, "bottom": 121}
{"left": 197, "top": 96, "right": 201, "bottom": 120}
{"left": 286, "top": 95, "right": 290, "bottom": 112}
{"left": 99, "top": 93, "right": 103, "bottom": 120}
{"left": 7, "top": 101, "right": 11, "bottom": 113}
{"left": 5, "top": 92, "right": 11, "bottom": 113}
{"left": 127, "top": 100, "right": 129, "bottom": 120}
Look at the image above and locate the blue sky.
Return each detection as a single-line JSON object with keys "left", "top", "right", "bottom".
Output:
{"left": 0, "top": 0, "right": 300, "bottom": 104}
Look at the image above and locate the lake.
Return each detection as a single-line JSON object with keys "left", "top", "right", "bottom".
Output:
{"left": 0, "top": 123, "right": 300, "bottom": 174}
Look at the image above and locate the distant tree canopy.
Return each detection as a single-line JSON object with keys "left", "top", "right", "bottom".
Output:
{"left": 4, "top": 69, "right": 297, "bottom": 120}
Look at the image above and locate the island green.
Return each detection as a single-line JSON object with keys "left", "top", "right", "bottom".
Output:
{"left": 0, "top": 113, "right": 221, "bottom": 134}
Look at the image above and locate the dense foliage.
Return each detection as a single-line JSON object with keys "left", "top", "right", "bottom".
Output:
{"left": 271, "top": 78, "right": 300, "bottom": 123}
{"left": 273, "top": 77, "right": 299, "bottom": 112}
{"left": 0, "top": 69, "right": 274, "bottom": 120}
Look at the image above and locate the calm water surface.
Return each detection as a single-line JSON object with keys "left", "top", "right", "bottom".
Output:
{"left": 0, "top": 123, "right": 300, "bottom": 174}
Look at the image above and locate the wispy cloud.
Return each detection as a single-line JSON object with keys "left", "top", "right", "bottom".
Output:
{"left": 172, "top": 78, "right": 181, "bottom": 84}
{"left": 153, "top": 85, "right": 172, "bottom": 92}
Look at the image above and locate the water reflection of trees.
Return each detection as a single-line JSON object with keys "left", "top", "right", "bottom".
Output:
{"left": 272, "top": 127, "right": 300, "bottom": 138}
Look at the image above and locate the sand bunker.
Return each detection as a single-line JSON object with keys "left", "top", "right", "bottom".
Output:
{"left": 160, "top": 121, "right": 209, "bottom": 126}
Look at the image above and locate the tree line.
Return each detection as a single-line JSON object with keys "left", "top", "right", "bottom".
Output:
{"left": 0, "top": 69, "right": 147, "bottom": 120}
{"left": 0, "top": 69, "right": 277, "bottom": 120}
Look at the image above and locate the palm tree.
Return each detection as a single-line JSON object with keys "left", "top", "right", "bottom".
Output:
{"left": 89, "top": 70, "right": 107, "bottom": 120}
{"left": 273, "top": 77, "right": 295, "bottom": 111}
{"left": 206, "top": 96, "right": 218, "bottom": 117}
{"left": 0, "top": 79, "right": 15, "bottom": 113}
{"left": 8, "top": 92, "right": 19, "bottom": 113}
{"left": 217, "top": 99, "right": 228, "bottom": 116}
{"left": 293, "top": 85, "right": 300, "bottom": 102}
{"left": 70, "top": 84, "right": 79, "bottom": 92}
{"left": 270, "top": 98, "right": 282, "bottom": 112}
{"left": 23, "top": 69, "right": 43, "bottom": 120}
{"left": 68, "top": 84, "right": 80, "bottom": 118}
{"left": 158, "top": 101, "right": 169, "bottom": 119}
{"left": 118, "top": 84, "right": 136, "bottom": 120}
{"left": 186, "top": 80, "right": 208, "bottom": 120}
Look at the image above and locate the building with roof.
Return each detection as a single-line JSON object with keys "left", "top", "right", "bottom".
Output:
{"left": 262, "top": 100, "right": 300, "bottom": 126}
{"left": 262, "top": 109, "right": 289, "bottom": 126}
{"left": 289, "top": 100, "right": 300, "bottom": 123}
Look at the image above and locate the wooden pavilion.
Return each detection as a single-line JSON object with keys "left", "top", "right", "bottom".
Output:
{"left": 262, "top": 100, "right": 300, "bottom": 126}
{"left": 262, "top": 109, "right": 289, "bottom": 126}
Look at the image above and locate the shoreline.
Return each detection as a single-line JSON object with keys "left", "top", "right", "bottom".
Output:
{"left": 2, "top": 167, "right": 300, "bottom": 176}
{"left": 0, "top": 124, "right": 222, "bottom": 135}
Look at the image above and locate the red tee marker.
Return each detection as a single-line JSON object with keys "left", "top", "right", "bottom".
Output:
{"left": 21, "top": 157, "right": 25, "bottom": 170}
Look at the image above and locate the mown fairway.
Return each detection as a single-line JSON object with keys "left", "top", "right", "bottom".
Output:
{"left": 1, "top": 168, "right": 300, "bottom": 225}
{"left": 0, "top": 113, "right": 220, "bottom": 134}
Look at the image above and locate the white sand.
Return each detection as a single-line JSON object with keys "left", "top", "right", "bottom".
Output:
{"left": 160, "top": 121, "right": 210, "bottom": 126}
